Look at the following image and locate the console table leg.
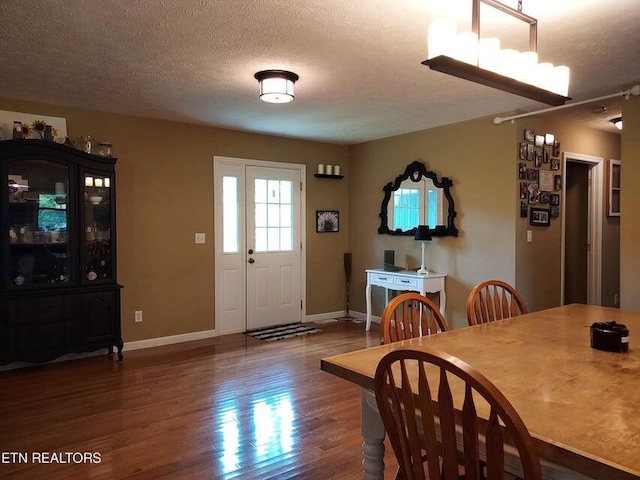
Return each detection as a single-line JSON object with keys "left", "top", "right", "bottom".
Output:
{"left": 365, "top": 282, "right": 372, "bottom": 331}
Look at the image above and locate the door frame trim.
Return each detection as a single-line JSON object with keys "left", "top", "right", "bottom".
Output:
{"left": 561, "top": 152, "right": 603, "bottom": 306}
{"left": 213, "top": 156, "right": 306, "bottom": 334}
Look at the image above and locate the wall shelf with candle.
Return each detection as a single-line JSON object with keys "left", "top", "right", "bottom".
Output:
{"left": 314, "top": 173, "right": 344, "bottom": 179}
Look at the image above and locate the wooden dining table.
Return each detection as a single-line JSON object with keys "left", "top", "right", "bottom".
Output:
{"left": 321, "top": 304, "right": 640, "bottom": 480}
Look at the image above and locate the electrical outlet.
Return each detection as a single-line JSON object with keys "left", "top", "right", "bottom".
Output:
{"left": 135, "top": 310, "right": 143, "bottom": 323}
{"left": 195, "top": 233, "right": 205, "bottom": 244}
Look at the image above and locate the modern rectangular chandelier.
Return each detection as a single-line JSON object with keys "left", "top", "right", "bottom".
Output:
{"left": 423, "top": 0, "right": 571, "bottom": 106}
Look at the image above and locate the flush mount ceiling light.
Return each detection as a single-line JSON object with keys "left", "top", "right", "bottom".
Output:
{"left": 611, "top": 117, "right": 623, "bottom": 130}
{"left": 254, "top": 70, "right": 299, "bottom": 104}
{"left": 423, "top": 0, "right": 571, "bottom": 106}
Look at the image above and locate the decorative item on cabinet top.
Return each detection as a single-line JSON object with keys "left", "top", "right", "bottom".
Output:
{"left": 0, "top": 109, "right": 67, "bottom": 142}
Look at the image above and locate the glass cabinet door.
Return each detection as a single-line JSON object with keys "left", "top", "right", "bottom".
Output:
{"left": 83, "top": 172, "right": 113, "bottom": 282}
{"left": 7, "top": 160, "right": 71, "bottom": 287}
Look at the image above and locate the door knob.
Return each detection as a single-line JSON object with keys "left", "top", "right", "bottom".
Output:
{"left": 248, "top": 248, "right": 254, "bottom": 254}
{"left": 248, "top": 258, "right": 255, "bottom": 264}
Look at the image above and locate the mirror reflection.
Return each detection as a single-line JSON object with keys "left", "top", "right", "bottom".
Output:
{"left": 378, "top": 160, "right": 458, "bottom": 237}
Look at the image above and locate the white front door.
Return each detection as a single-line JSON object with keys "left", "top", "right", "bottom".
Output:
{"left": 245, "top": 166, "right": 302, "bottom": 330}
{"left": 214, "top": 157, "right": 304, "bottom": 334}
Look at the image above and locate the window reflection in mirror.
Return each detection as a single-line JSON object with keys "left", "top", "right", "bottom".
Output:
{"left": 391, "top": 178, "right": 443, "bottom": 231}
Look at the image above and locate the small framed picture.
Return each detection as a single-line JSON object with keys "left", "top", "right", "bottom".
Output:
{"left": 527, "top": 143, "right": 535, "bottom": 160}
{"left": 520, "top": 182, "right": 528, "bottom": 199}
{"left": 527, "top": 183, "right": 539, "bottom": 204}
{"left": 527, "top": 168, "right": 538, "bottom": 181}
{"left": 550, "top": 193, "right": 560, "bottom": 206}
{"left": 534, "top": 150, "right": 542, "bottom": 167}
{"left": 542, "top": 146, "right": 551, "bottom": 163}
{"left": 553, "top": 141, "right": 561, "bottom": 157}
{"left": 316, "top": 210, "right": 339, "bottom": 233}
{"left": 551, "top": 206, "right": 560, "bottom": 218}
{"left": 551, "top": 158, "right": 560, "bottom": 170}
{"left": 524, "top": 129, "right": 535, "bottom": 142}
{"left": 519, "top": 142, "right": 528, "bottom": 160}
{"left": 520, "top": 201, "right": 528, "bottom": 218}
{"left": 554, "top": 174, "right": 562, "bottom": 191}
{"left": 530, "top": 207, "right": 551, "bottom": 226}
{"left": 539, "top": 192, "right": 550, "bottom": 204}
{"left": 534, "top": 135, "right": 545, "bottom": 147}
{"left": 518, "top": 162, "right": 527, "bottom": 179}
{"left": 545, "top": 133, "right": 555, "bottom": 145}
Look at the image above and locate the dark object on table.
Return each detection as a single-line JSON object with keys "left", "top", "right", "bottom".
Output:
{"left": 591, "top": 321, "right": 629, "bottom": 353}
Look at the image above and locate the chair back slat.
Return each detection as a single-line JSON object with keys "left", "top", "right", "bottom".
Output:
{"left": 485, "top": 408, "right": 506, "bottom": 480}
{"left": 466, "top": 280, "right": 527, "bottom": 326}
{"left": 462, "top": 384, "right": 481, "bottom": 480}
{"left": 437, "top": 368, "right": 459, "bottom": 479}
{"left": 381, "top": 293, "right": 449, "bottom": 344}
{"left": 375, "top": 348, "right": 542, "bottom": 480}
{"left": 417, "top": 364, "right": 442, "bottom": 480}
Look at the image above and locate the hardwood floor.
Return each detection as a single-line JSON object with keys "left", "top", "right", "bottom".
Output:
{"left": 0, "top": 320, "right": 398, "bottom": 479}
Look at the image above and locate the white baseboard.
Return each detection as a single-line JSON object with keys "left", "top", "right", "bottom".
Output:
{"left": 304, "top": 310, "right": 378, "bottom": 324}
{"left": 125, "top": 329, "right": 216, "bottom": 352}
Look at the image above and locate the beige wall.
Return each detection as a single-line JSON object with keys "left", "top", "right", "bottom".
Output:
{"left": 621, "top": 92, "right": 640, "bottom": 310}
{"left": 2, "top": 92, "right": 634, "bottom": 344}
{"left": 0, "top": 98, "right": 350, "bottom": 341}
{"left": 348, "top": 116, "right": 518, "bottom": 329}
{"left": 514, "top": 117, "right": 621, "bottom": 311}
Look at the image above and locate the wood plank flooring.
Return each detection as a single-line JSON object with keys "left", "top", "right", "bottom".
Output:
{"left": 0, "top": 320, "right": 398, "bottom": 479}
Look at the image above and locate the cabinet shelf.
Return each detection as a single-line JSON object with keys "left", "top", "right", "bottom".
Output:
{"left": 314, "top": 173, "right": 344, "bottom": 179}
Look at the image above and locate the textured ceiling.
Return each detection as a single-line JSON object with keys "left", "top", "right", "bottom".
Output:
{"left": 0, "top": 0, "right": 638, "bottom": 144}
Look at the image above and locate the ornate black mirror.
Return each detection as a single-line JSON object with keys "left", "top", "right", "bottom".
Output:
{"left": 378, "top": 160, "right": 458, "bottom": 237}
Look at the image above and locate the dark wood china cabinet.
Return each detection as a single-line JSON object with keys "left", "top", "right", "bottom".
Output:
{"left": 0, "top": 139, "right": 123, "bottom": 364}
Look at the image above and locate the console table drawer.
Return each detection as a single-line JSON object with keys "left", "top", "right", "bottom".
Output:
{"left": 394, "top": 277, "right": 418, "bottom": 289}
{"left": 370, "top": 273, "right": 395, "bottom": 288}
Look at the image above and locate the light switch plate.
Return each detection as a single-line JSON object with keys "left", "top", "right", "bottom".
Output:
{"left": 526, "top": 230, "right": 532, "bottom": 243}
{"left": 195, "top": 233, "right": 205, "bottom": 244}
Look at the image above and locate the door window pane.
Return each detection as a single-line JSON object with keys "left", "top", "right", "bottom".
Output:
{"left": 267, "top": 180, "right": 280, "bottom": 203}
{"left": 254, "top": 179, "right": 267, "bottom": 204}
{"left": 254, "top": 179, "right": 293, "bottom": 252}
{"left": 255, "top": 227, "right": 267, "bottom": 251}
{"left": 255, "top": 204, "right": 267, "bottom": 228}
{"left": 223, "top": 176, "right": 239, "bottom": 253}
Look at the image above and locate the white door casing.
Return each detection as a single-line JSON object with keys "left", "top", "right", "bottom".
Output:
{"left": 214, "top": 156, "right": 305, "bottom": 334}
{"left": 561, "top": 152, "right": 603, "bottom": 306}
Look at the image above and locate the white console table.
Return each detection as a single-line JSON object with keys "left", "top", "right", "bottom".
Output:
{"left": 365, "top": 269, "right": 447, "bottom": 331}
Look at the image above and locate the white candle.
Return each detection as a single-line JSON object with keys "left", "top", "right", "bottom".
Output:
{"left": 317, "top": 164, "right": 325, "bottom": 174}
{"left": 334, "top": 165, "right": 341, "bottom": 176}
{"left": 326, "top": 165, "right": 333, "bottom": 175}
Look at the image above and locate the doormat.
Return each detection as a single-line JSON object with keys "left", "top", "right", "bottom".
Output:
{"left": 244, "top": 322, "right": 321, "bottom": 342}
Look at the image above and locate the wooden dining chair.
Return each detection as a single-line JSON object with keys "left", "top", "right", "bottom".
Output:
{"left": 466, "top": 279, "right": 527, "bottom": 326}
{"left": 381, "top": 292, "right": 449, "bottom": 344}
{"left": 375, "top": 348, "right": 542, "bottom": 480}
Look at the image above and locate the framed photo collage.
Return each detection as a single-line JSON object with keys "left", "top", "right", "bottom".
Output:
{"left": 518, "top": 128, "right": 562, "bottom": 226}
